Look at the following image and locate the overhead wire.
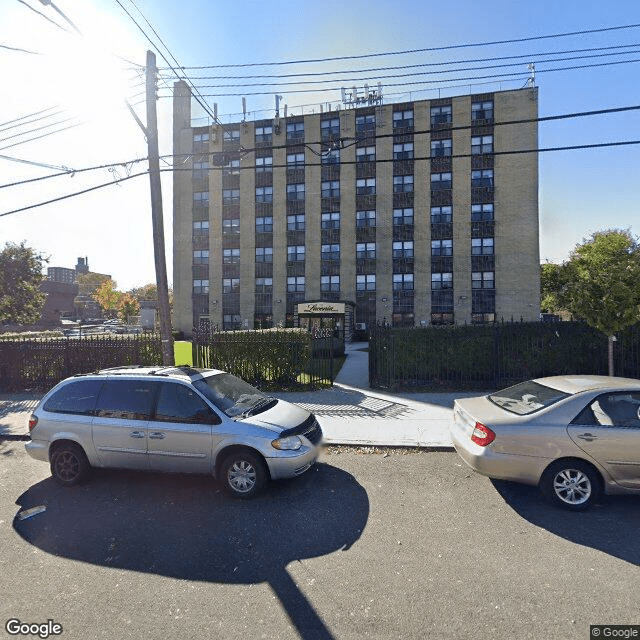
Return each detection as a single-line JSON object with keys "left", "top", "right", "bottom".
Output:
{"left": 0, "top": 122, "right": 85, "bottom": 152}
{"left": 14, "top": 0, "right": 71, "bottom": 33}
{"left": 0, "top": 106, "right": 62, "bottom": 129}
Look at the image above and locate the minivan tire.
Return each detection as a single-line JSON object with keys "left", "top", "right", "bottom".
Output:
{"left": 220, "top": 450, "right": 267, "bottom": 499}
{"left": 50, "top": 442, "right": 91, "bottom": 486}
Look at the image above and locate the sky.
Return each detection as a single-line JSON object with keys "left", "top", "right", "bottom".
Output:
{"left": 1, "top": 0, "right": 640, "bottom": 291}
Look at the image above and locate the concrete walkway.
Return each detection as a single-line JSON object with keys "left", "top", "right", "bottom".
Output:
{"left": 0, "top": 343, "right": 485, "bottom": 448}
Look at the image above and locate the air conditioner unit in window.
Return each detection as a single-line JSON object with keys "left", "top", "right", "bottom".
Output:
{"left": 355, "top": 323, "right": 367, "bottom": 331}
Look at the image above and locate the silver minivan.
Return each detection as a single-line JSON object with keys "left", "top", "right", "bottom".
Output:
{"left": 26, "top": 366, "right": 322, "bottom": 498}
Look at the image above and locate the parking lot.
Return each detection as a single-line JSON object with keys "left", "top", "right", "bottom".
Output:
{"left": 2, "top": 440, "right": 640, "bottom": 640}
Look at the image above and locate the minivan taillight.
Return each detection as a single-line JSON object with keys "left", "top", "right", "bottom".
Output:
{"left": 28, "top": 415, "right": 38, "bottom": 432}
{"left": 471, "top": 422, "right": 495, "bottom": 447}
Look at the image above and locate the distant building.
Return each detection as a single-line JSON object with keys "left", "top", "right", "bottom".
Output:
{"left": 172, "top": 84, "right": 539, "bottom": 335}
{"left": 47, "top": 267, "right": 76, "bottom": 284}
{"left": 39, "top": 280, "right": 79, "bottom": 326}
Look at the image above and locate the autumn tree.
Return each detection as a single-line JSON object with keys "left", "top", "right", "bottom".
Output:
{"left": 0, "top": 242, "right": 47, "bottom": 324}
{"left": 555, "top": 230, "right": 640, "bottom": 375}
{"left": 93, "top": 280, "right": 122, "bottom": 318}
{"left": 118, "top": 293, "right": 140, "bottom": 323}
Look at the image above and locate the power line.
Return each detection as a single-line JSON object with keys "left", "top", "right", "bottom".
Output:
{"left": 0, "top": 42, "right": 41, "bottom": 55}
{"left": 0, "top": 116, "right": 79, "bottom": 145}
{"left": 15, "top": 0, "right": 71, "bottom": 33}
{"left": 0, "top": 153, "right": 75, "bottom": 173}
{"left": 0, "top": 106, "right": 61, "bottom": 129}
{"left": 159, "top": 23, "right": 640, "bottom": 69}
{"left": 0, "top": 122, "right": 84, "bottom": 152}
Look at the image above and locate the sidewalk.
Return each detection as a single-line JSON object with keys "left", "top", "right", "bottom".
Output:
{"left": 0, "top": 344, "right": 482, "bottom": 448}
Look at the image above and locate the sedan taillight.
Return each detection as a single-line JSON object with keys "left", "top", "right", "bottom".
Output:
{"left": 28, "top": 415, "right": 38, "bottom": 432}
{"left": 471, "top": 422, "right": 495, "bottom": 447}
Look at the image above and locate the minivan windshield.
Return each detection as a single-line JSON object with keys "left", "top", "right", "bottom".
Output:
{"left": 193, "top": 373, "right": 270, "bottom": 418}
{"left": 489, "top": 380, "right": 570, "bottom": 415}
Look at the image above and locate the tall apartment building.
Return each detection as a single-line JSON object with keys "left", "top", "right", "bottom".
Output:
{"left": 173, "top": 82, "right": 539, "bottom": 335}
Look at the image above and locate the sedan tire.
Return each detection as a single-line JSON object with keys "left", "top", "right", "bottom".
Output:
{"left": 50, "top": 442, "right": 91, "bottom": 486}
{"left": 540, "top": 459, "right": 602, "bottom": 511}
{"left": 220, "top": 450, "right": 268, "bottom": 499}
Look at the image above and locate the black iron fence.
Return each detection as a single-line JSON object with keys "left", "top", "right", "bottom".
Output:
{"left": 193, "top": 328, "right": 338, "bottom": 390}
{"left": 0, "top": 334, "right": 162, "bottom": 390}
{"left": 369, "top": 321, "right": 640, "bottom": 391}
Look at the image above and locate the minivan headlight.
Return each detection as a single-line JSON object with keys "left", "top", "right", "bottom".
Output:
{"left": 271, "top": 435, "right": 302, "bottom": 451}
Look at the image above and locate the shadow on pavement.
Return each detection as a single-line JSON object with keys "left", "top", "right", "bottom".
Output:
{"left": 14, "top": 462, "right": 369, "bottom": 640}
{"left": 491, "top": 478, "right": 640, "bottom": 565}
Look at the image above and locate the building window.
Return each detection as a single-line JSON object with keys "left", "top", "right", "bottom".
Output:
{"left": 286, "top": 122, "right": 304, "bottom": 141}
{"left": 393, "top": 208, "right": 414, "bottom": 226}
{"left": 255, "top": 277, "right": 273, "bottom": 292}
{"left": 193, "top": 250, "right": 209, "bottom": 265}
{"left": 356, "top": 242, "right": 376, "bottom": 259}
{"left": 223, "top": 158, "right": 240, "bottom": 176}
{"left": 356, "top": 274, "right": 376, "bottom": 291}
{"left": 222, "top": 218, "right": 240, "bottom": 234}
{"left": 321, "top": 244, "right": 340, "bottom": 261}
{"left": 193, "top": 220, "right": 209, "bottom": 235}
{"left": 356, "top": 146, "right": 376, "bottom": 162}
{"left": 472, "top": 238, "right": 494, "bottom": 255}
{"left": 393, "top": 241, "right": 414, "bottom": 259}
{"left": 255, "top": 247, "right": 273, "bottom": 263}
{"left": 321, "top": 275, "right": 340, "bottom": 292}
{"left": 255, "top": 125, "right": 273, "bottom": 143}
{"left": 256, "top": 216, "right": 273, "bottom": 233}
{"left": 255, "top": 156, "right": 273, "bottom": 172}
{"left": 255, "top": 186, "right": 273, "bottom": 203}
{"left": 393, "top": 175, "right": 414, "bottom": 193}
{"left": 193, "top": 162, "right": 208, "bottom": 180}
{"left": 355, "top": 114, "right": 375, "bottom": 134}
{"left": 321, "top": 212, "right": 340, "bottom": 229}
{"left": 393, "top": 109, "right": 414, "bottom": 128}
{"left": 322, "top": 149, "right": 340, "bottom": 165}
{"left": 287, "top": 152, "right": 305, "bottom": 168}
{"left": 193, "top": 133, "right": 209, "bottom": 144}
{"left": 222, "top": 189, "right": 239, "bottom": 203}
{"left": 431, "top": 139, "right": 452, "bottom": 157}
{"left": 356, "top": 178, "right": 376, "bottom": 195}
{"left": 431, "top": 206, "right": 452, "bottom": 223}
{"left": 472, "top": 100, "right": 494, "bottom": 121}
{"left": 223, "top": 278, "right": 240, "bottom": 294}
{"left": 393, "top": 142, "right": 413, "bottom": 160}
{"left": 431, "top": 105, "right": 452, "bottom": 125}
{"left": 471, "top": 135, "right": 493, "bottom": 155}
{"left": 223, "top": 129, "right": 240, "bottom": 143}
{"left": 287, "top": 214, "right": 305, "bottom": 231}
{"left": 287, "top": 245, "right": 305, "bottom": 262}
{"left": 356, "top": 210, "right": 376, "bottom": 227}
{"left": 322, "top": 180, "right": 340, "bottom": 198}
{"left": 431, "top": 239, "right": 453, "bottom": 257}
{"left": 321, "top": 117, "right": 340, "bottom": 139}
{"left": 431, "top": 313, "right": 454, "bottom": 325}
{"left": 431, "top": 273, "right": 453, "bottom": 289}
{"left": 193, "top": 191, "right": 209, "bottom": 204}
{"left": 223, "top": 248, "right": 240, "bottom": 264}
{"left": 287, "top": 183, "right": 305, "bottom": 201}
{"left": 471, "top": 204, "right": 494, "bottom": 221}
{"left": 287, "top": 276, "right": 305, "bottom": 293}
{"left": 472, "top": 169, "right": 493, "bottom": 188}
{"left": 393, "top": 273, "right": 414, "bottom": 290}
{"left": 431, "top": 172, "right": 452, "bottom": 190}
{"left": 193, "top": 279, "right": 209, "bottom": 294}
{"left": 472, "top": 271, "right": 495, "bottom": 289}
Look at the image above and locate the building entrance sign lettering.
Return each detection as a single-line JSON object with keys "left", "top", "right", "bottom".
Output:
{"left": 298, "top": 302, "right": 345, "bottom": 315}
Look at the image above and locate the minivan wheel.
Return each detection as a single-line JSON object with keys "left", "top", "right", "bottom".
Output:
{"left": 220, "top": 450, "right": 267, "bottom": 499}
{"left": 50, "top": 442, "right": 90, "bottom": 486}
{"left": 540, "top": 459, "right": 601, "bottom": 511}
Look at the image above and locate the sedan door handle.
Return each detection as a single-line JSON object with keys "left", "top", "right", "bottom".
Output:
{"left": 577, "top": 432, "right": 597, "bottom": 441}
{"left": 149, "top": 432, "right": 165, "bottom": 440}
{"left": 130, "top": 431, "right": 145, "bottom": 439}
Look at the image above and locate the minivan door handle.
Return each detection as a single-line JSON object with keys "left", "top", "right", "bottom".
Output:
{"left": 577, "top": 432, "right": 597, "bottom": 441}
{"left": 149, "top": 432, "right": 165, "bottom": 440}
{"left": 130, "top": 431, "right": 145, "bottom": 439}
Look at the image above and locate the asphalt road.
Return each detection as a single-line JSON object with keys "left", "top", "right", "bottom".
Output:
{"left": 2, "top": 440, "right": 640, "bottom": 640}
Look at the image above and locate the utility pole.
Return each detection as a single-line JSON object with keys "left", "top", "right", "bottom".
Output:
{"left": 145, "top": 50, "right": 174, "bottom": 365}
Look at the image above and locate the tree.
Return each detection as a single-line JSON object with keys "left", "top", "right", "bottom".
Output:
{"left": 540, "top": 262, "right": 567, "bottom": 314}
{"left": 118, "top": 293, "right": 140, "bottom": 323}
{"left": 0, "top": 242, "right": 47, "bottom": 324}
{"left": 556, "top": 230, "right": 640, "bottom": 375}
{"left": 93, "top": 280, "right": 121, "bottom": 318}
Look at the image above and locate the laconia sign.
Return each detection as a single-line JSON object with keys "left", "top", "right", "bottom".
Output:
{"left": 298, "top": 302, "right": 346, "bottom": 315}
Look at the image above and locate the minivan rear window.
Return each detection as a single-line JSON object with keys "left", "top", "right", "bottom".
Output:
{"left": 43, "top": 379, "right": 104, "bottom": 416}
{"left": 489, "top": 381, "right": 570, "bottom": 415}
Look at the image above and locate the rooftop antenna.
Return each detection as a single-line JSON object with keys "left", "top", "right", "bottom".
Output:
{"left": 527, "top": 63, "right": 536, "bottom": 87}
{"left": 275, "top": 94, "right": 283, "bottom": 118}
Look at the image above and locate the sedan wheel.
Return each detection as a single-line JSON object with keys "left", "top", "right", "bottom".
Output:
{"left": 540, "top": 460, "right": 601, "bottom": 511}
{"left": 220, "top": 451, "right": 267, "bottom": 499}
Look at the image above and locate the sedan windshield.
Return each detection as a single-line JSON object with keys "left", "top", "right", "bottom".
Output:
{"left": 489, "top": 381, "right": 570, "bottom": 415}
{"left": 193, "top": 373, "right": 269, "bottom": 418}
